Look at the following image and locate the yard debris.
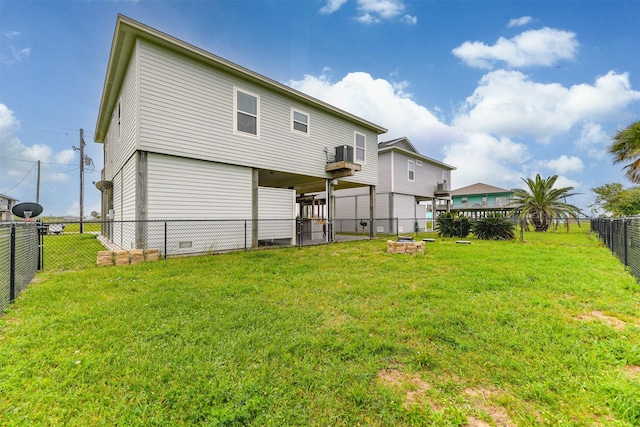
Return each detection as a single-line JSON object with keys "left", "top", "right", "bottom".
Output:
{"left": 96, "top": 249, "right": 160, "bottom": 266}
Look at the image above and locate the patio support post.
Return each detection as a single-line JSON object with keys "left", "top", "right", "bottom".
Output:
{"left": 326, "top": 179, "right": 335, "bottom": 242}
{"left": 369, "top": 185, "right": 376, "bottom": 238}
{"left": 251, "top": 168, "right": 259, "bottom": 248}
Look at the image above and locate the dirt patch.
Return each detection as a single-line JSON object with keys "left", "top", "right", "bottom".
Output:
{"left": 465, "top": 387, "right": 515, "bottom": 427}
{"left": 377, "top": 368, "right": 437, "bottom": 410}
{"left": 625, "top": 365, "right": 640, "bottom": 378}
{"left": 578, "top": 311, "right": 628, "bottom": 330}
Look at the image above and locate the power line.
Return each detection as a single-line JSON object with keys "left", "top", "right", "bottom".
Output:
{"left": 19, "top": 123, "right": 95, "bottom": 138}
{"left": 0, "top": 155, "right": 90, "bottom": 167}
{"left": 1, "top": 162, "right": 37, "bottom": 195}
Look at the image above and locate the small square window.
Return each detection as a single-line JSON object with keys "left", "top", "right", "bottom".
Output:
{"left": 292, "top": 109, "right": 309, "bottom": 135}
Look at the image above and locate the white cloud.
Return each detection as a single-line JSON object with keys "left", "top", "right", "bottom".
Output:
{"left": 575, "top": 122, "right": 609, "bottom": 159}
{"left": 541, "top": 155, "right": 584, "bottom": 174}
{"left": 402, "top": 14, "right": 418, "bottom": 25}
{"left": 0, "top": 104, "right": 73, "bottom": 202}
{"left": 508, "top": 16, "right": 533, "bottom": 28}
{"left": 552, "top": 175, "right": 581, "bottom": 191}
{"left": 288, "top": 71, "right": 459, "bottom": 153}
{"left": 1, "top": 45, "right": 30, "bottom": 64}
{"left": 452, "top": 27, "right": 578, "bottom": 69}
{"left": 320, "top": 0, "right": 349, "bottom": 14}
{"left": 443, "top": 132, "right": 530, "bottom": 189}
{"left": 453, "top": 70, "right": 640, "bottom": 142}
{"left": 320, "top": 0, "right": 415, "bottom": 24}
{"left": 54, "top": 149, "right": 76, "bottom": 165}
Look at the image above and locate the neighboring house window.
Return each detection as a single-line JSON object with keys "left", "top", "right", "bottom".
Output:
{"left": 495, "top": 196, "right": 506, "bottom": 207}
{"left": 291, "top": 109, "right": 309, "bottom": 135}
{"left": 234, "top": 87, "right": 260, "bottom": 137}
{"left": 408, "top": 160, "right": 415, "bottom": 182}
{"left": 354, "top": 132, "right": 366, "bottom": 163}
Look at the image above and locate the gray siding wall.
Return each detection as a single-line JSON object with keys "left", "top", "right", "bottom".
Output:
{"left": 122, "top": 156, "right": 137, "bottom": 221}
{"left": 392, "top": 150, "right": 450, "bottom": 197}
{"left": 393, "top": 193, "right": 418, "bottom": 233}
{"left": 144, "top": 153, "right": 253, "bottom": 253}
{"left": 137, "top": 40, "right": 378, "bottom": 187}
{"left": 377, "top": 152, "right": 392, "bottom": 193}
{"left": 104, "top": 44, "right": 138, "bottom": 181}
{"left": 146, "top": 153, "right": 252, "bottom": 219}
{"left": 258, "top": 187, "right": 295, "bottom": 242}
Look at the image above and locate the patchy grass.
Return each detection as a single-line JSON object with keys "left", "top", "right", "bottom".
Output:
{"left": 0, "top": 228, "right": 639, "bottom": 426}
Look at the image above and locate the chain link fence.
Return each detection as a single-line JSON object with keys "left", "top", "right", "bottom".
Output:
{"left": 591, "top": 217, "right": 640, "bottom": 281}
{"left": 0, "top": 216, "right": 598, "bottom": 313}
{"left": 0, "top": 222, "right": 42, "bottom": 313}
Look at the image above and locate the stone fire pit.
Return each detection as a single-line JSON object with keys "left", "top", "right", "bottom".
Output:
{"left": 387, "top": 237, "right": 425, "bottom": 254}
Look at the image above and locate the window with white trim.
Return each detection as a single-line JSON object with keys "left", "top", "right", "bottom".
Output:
{"left": 354, "top": 132, "right": 366, "bottom": 163}
{"left": 291, "top": 109, "right": 309, "bottom": 135}
{"left": 408, "top": 160, "right": 415, "bottom": 181}
{"left": 234, "top": 87, "right": 260, "bottom": 137}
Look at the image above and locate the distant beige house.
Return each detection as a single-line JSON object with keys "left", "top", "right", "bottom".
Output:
{"left": 0, "top": 194, "right": 18, "bottom": 222}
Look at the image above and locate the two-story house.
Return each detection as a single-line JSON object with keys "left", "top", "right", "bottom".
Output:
{"left": 0, "top": 194, "right": 18, "bottom": 222}
{"left": 94, "top": 15, "right": 386, "bottom": 254}
{"left": 334, "top": 137, "right": 455, "bottom": 234}
{"left": 448, "top": 183, "right": 514, "bottom": 218}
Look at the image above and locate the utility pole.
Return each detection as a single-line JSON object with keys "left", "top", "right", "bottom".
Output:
{"left": 36, "top": 160, "right": 40, "bottom": 204}
{"left": 79, "top": 129, "right": 85, "bottom": 234}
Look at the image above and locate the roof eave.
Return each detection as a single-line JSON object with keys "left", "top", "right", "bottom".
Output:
{"left": 94, "top": 15, "right": 387, "bottom": 143}
{"left": 378, "top": 146, "right": 456, "bottom": 170}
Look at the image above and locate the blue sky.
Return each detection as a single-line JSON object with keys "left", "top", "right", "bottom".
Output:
{"left": 1, "top": 0, "right": 639, "bottom": 217}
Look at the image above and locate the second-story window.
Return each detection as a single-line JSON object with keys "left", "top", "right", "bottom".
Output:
{"left": 291, "top": 109, "right": 309, "bottom": 135}
{"left": 355, "top": 132, "right": 366, "bottom": 163}
{"left": 234, "top": 87, "right": 260, "bottom": 137}
{"left": 408, "top": 160, "right": 415, "bottom": 182}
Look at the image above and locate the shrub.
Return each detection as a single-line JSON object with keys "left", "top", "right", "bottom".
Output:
{"left": 472, "top": 214, "right": 516, "bottom": 240}
{"left": 436, "top": 213, "right": 471, "bottom": 238}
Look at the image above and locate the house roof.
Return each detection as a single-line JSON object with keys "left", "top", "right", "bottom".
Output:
{"left": 94, "top": 15, "right": 388, "bottom": 143}
{"left": 0, "top": 194, "right": 18, "bottom": 202}
{"left": 451, "top": 182, "right": 512, "bottom": 196}
{"left": 378, "top": 137, "right": 456, "bottom": 170}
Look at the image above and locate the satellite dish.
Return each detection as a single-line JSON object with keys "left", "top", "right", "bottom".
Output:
{"left": 12, "top": 202, "right": 43, "bottom": 219}
{"left": 95, "top": 180, "right": 113, "bottom": 191}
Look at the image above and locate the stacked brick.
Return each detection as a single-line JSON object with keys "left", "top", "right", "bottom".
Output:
{"left": 97, "top": 249, "right": 160, "bottom": 266}
{"left": 387, "top": 240, "right": 425, "bottom": 254}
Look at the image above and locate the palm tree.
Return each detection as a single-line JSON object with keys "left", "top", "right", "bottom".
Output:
{"left": 610, "top": 120, "right": 640, "bottom": 183}
{"left": 508, "top": 174, "right": 582, "bottom": 232}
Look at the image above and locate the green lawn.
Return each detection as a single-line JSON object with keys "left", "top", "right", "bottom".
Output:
{"left": 0, "top": 230, "right": 639, "bottom": 426}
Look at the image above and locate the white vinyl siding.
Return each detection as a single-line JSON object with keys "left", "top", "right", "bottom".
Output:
{"left": 291, "top": 109, "right": 309, "bottom": 135}
{"left": 136, "top": 40, "right": 378, "bottom": 187}
{"left": 234, "top": 87, "right": 260, "bottom": 137}
{"left": 394, "top": 193, "right": 418, "bottom": 233}
{"left": 105, "top": 44, "right": 138, "bottom": 180}
{"left": 145, "top": 153, "right": 252, "bottom": 253}
{"left": 355, "top": 132, "right": 366, "bottom": 164}
{"left": 258, "top": 187, "right": 295, "bottom": 242}
{"left": 146, "top": 153, "right": 251, "bottom": 219}
{"left": 122, "top": 156, "right": 137, "bottom": 221}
